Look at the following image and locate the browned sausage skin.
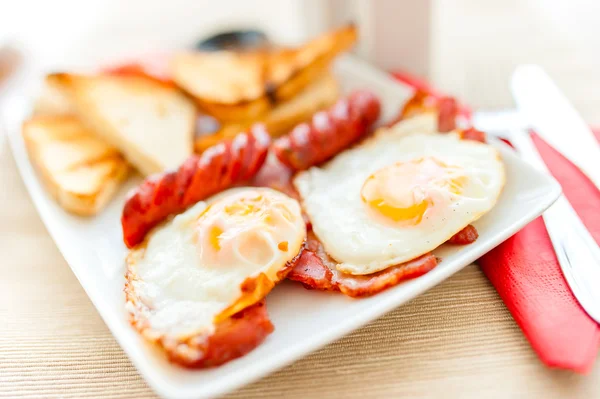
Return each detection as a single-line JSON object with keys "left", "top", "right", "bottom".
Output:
{"left": 121, "top": 124, "right": 271, "bottom": 248}
{"left": 272, "top": 90, "right": 381, "bottom": 171}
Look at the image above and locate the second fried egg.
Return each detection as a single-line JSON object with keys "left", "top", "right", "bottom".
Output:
{"left": 294, "top": 130, "right": 504, "bottom": 275}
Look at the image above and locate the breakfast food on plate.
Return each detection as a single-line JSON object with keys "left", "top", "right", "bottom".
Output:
{"left": 122, "top": 126, "right": 271, "bottom": 248}
{"left": 25, "top": 24, "right": 357, "bottom": 216}
{"left": 103, "top": 54, "right": 173, "bottom": 85}
{"left": 125, "top": 186, "right": 306, "bottom": 367}
{"left": 386, "top": 89, "right": 459, "bottom": 133}
{"left": 25, "top": 76, "right": 132, "bottom": 215}
{"left": 388, "top": 89, "right": 486, "bottom": 144}
{"left": 171, "top": 24, "right": 356, "bottom": 122}
{"left": 287, "top": 231, "right": 438, "bottom": 297}
{"left": 264, "top": 23, "right": 356, "bottom": 103}
{"left": 128, "top": 299, "right": 273, "bottom": 368}
{"left": 122, "top": 91, "right": 380, "bottom": 366}
{"left": 23, "top": 116, "right": 129, "bottom": 215}
{"left": 266, "top": 91, "right": 502, "bottom": 297}
{"left": 446, "top": 224, "right": 479, "bottom": 244}
{"left": 18, "top": 19, "right": 508, "bottom": 368}
{"left": 457, "top": 127, "right": 487, "bottom": 143}
{"left": 293, "top": 129, "right": 504, "bottom": 276}
{"left": 194, "top": 73, "right": 339, "bottom": 152}
{"left": 272, "top": 90, "right": 381, "bottom": 171}
{"left": 48, "top": 72, "right": 196, "bottom": 175}
{"left": 33, "top": 77, "right": 76, "bottom": 116}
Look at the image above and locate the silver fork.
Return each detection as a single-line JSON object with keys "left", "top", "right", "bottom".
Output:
{"left": 474, "top": 110, "right": 600, "bottom": 324}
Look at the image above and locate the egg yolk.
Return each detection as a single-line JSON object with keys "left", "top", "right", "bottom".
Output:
{"left": 360, "top": 157, "right": 467, "bottom": 224}
{"left": 195, "top": 192, "right": 299, "bottom": 268}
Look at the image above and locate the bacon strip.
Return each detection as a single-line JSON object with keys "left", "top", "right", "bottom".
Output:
{"left": 272, "top": 90, "right": 381, "bottom": 171}
{"left": 121, "top": 125, "right": 271, "bottom": 248}
{"left": 387, "top": 89, "right": 458, "bottom": 133}
{"left": 447, "top": 224, "right": 479, "bottom": 245}
{"left": 458, "top": 127, "right": 487, "bottom": 143}
{"left": 126, "top": 287, "right": 274, "bottom": 368}
{"left": 287, "top": 232, "right": 438, "bottom": 297}
{"left": 386, "top": 90, "right": 434, "bottom": 127}
{"left": 388, "top": 90, "right": 490, "bottom": 145}
{"left": 437, "top": 96, "right": 459, "bottom": 133}
{"left": 253, "top": 160, "right": 473, "bottom": 297}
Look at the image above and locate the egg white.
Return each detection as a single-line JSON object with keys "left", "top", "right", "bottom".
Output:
{"left": 294, "top": 130, "right": 505, "bottom": 275}
{"left": 126, "top": 187, "right": 306, "bottom": 339}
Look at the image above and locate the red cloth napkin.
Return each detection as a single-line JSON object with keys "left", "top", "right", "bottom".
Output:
{"left": 391, "top": 72, "right": 600, "bottom": 374}
{"left": 479, "top": 131, "right": 600, "bottom": 374}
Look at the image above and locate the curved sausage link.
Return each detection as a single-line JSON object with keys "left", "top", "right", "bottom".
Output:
{"left": 272, "top": 90, "right": 381, "bottom": 171}
{"left": 121, "top": 124, "right": 271, "bottom": 248}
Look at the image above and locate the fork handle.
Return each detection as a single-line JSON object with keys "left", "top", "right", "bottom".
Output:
{"left": 510, "top": 130, "right": 600, "bottom": 323}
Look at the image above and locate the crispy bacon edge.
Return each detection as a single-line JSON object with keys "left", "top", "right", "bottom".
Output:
{"left": 124, "top": 244, "right": 303, "bottom": 368}
{"left": 385, "top": 90, "right": 456, "bottom": 132}
{"left": 251, "top": 156, "right": 443, "bottom": 297}
{"left": 447, "top": 224, "right": 479, "bottom": 245}
{"left": 287, "top": 225, "right": 477, "bottom": 297}
{"left": 287, "top": 232, "right": 438, "bottom": 297}
{"left": 457, "top": 127, "right": 487, "bottom": 143}
{"left": 388, "top": 89, "right": 487, "bottom": 144}
{"left": 255, "top": 150, "right": 477, "bottom": 298}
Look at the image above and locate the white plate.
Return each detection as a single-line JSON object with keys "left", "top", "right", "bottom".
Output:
{"left": 3, "top": 55, "right": 561, "bottom": 399}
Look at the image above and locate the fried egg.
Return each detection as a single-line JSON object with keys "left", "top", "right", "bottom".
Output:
{"left": 125, "top": 187, "right": 306, "bottom": 340}
{"left": 294, "top": 128, "right": 504, "bottom": 275}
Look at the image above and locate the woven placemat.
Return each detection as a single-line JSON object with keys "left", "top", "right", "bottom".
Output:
{"left": 1, "top": 144, "right": 598, "bottom": 399}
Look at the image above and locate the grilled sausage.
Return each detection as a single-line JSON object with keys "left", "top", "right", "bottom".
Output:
{"left": 121, "top": 125, "right": 271, "bottom": 248}
{"left": 272, "top": 90, "right": 381, "bottom": 171}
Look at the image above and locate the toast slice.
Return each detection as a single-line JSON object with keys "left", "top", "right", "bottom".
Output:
{"left": 23, "top": 116, "right": 129, "bottom": 216}
{"left": 48, "top": 73, "right": 196, "bottom": 175}
{"left": 172, "top": 24, "right": 356, "bottom": 122}
{"left": 33, "top": 77, "right": 75, "bottom": 116}
{"left": 194, "top": 73, "right": 339, "bottom": 152}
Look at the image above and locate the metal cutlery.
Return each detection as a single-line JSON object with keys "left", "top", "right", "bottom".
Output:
{"left": 511, "top": 65, "right": 600, "bottom": 190}
{"left": 474, "top": 107, "right": 600, "bottom": 324}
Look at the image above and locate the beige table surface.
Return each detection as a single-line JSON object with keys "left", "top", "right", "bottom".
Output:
{"left": 1, "top": 137, "right": 599, "bottom": 398}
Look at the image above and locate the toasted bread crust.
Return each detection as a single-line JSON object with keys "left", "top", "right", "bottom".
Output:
{"left": 288, "top": 232, "right": 438, "bottom": 297}
{"left": 49, "top": 73, "right": 195, "bottom": 175}
{"left": 194, "top": 73, "right": 339, "bottom": 153}
{"left": 23, "top": 116, "right": 129, "bottom": 215}
{"left": 173, "top": 24, "right": 356, "bottom": 122}
{"left": 33, "top": 77, "right": 76, "bottom": 116}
